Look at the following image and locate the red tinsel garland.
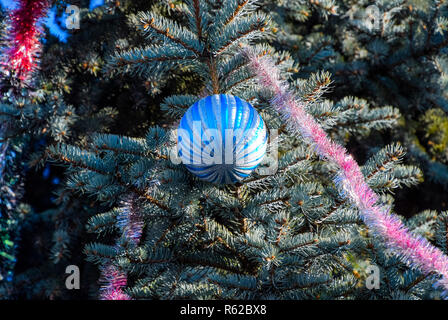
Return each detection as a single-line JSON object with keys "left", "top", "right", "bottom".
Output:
{"left": 2, "top": 0, "right": 49, "bottom": 84}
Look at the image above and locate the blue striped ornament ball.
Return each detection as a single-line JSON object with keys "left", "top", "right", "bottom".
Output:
{"left": 177, "top": 94, "right": 267, "bottom": 184}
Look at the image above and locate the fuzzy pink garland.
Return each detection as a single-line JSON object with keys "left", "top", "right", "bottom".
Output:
{"left": 99, "top": 198, "right": 143, "bottom": 300}
{"left": 244, "top": 48, "right": 448, "bottom": 296}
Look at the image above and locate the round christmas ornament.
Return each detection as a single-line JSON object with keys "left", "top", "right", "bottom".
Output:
{"left": 177, "top": 94, "right": 267, "bottom": 184}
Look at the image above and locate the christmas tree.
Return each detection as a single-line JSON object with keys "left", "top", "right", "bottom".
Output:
{"left": 0, "top": 0, "right": 447, "bottom": 300}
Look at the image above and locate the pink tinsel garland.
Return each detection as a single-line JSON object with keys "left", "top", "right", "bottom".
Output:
{"left": 99, "top": 264, "right": 132, "bottom": 300}
{"left": 99, "top": 198, "right": 143, "bottom": 300}
{"left": 244, "top": 48, "right": 448, "bottom": 296}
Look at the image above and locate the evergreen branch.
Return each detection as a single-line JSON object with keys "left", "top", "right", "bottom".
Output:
{"left": 47, "top": 145, "right": 111, "bottom": 175}
{"left": 93, "top": 133, "right": 168, "bottom": 160}
{"left": 106, "top": 46, "right": 197, "bottom": 76}
{"left": 224, "top": 0, "right": 250, "bottom": 26}
{"left": 366, "top": 157, "right": 400, "bottom": 180}
{"left": 179, "top": 256, "right": 244, "bottom": 275}
{"left": 47, "top": 145, "right": 169, "bottom": 212}
{"left": 208, "top": 278, "right": 256, "bottom": 292}
{"left": 314, "top": 200, "right": 347, "bottom": 225}
{"left": 387, "top": 38, "right": 448, "bottom": 69}
{"left": 192, "top": 0, "right": 204, "bottom": 40}
{"left": 224, "top": 73, "right": 256, "bottom": 93}
{"left": 404, "top": 273, "right": 432, "bottom": 293}
{"left": 279, "top": 239, "right": 318, "bottom": 253}
{"left": 161, "top": 95, "right": 198, "bottom": 117}
{"left": 337, "top": 116, "right": 400, "bottom": 127}
{"left": 126, "top": 184, "right": 170, "bottom": 212}
{"left": 154, "top": 220, "right": 178, "bottom": 248}
{"left": 135, "top": 13, "right": 202, "bottom": 56}
{"left": 282, "top": 277, "right": 332, "bottom": 291}
{"left": 213, "top": 14, "right": 269, "bottom": 55}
